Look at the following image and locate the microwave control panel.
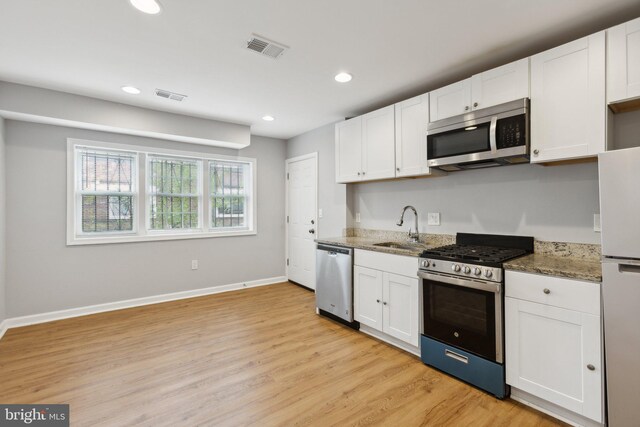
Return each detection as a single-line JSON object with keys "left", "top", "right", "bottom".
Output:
{"left": 496, "top": 114, "right": 527, "bottom": 149}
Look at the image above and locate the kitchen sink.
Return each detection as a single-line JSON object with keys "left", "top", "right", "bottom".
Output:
{"left": 373, "top": 241, "right": 424, "bottom": 251}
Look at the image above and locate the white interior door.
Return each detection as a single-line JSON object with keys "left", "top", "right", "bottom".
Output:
{"left": 286, "top": 153, "right": 318, "bottom": 290}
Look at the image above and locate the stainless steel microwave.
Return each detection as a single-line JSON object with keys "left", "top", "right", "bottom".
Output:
{"left": 426, "top": 98, "right": 530, "bottom": 171}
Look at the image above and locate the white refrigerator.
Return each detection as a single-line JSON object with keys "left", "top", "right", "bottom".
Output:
{"left": 599, "top": 147, "right": 640, "bottom": 427}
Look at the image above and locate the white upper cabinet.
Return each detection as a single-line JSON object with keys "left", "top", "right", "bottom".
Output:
{"left": 471, "top": 58, "right": 529, "bottom": 110}
{"left": 429, "top": 58, "right": 530, "bottom": 123}
{"left": 361, "top": 105, "right": 396, "bottom": 181}
{"left": 530, "top": 32, "right": 606, "bottom": 163}
{"left": 429, "top": 79, "right": 472, "bottom": 122}
{"left": 335, "top": 106, "right": 395, "bottom": 183}
{"left": 395, "top": 94, "right": 431, "bottom": 177}
{"left": 335, "top": 116, "right": 362, "bottom": 183}
{"left": 607, "top": 17, "right": 640, "bottom": 105}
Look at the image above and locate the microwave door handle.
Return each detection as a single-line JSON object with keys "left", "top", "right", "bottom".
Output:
{"left": 489, "top": 116, "right": 498, "bottom": 153}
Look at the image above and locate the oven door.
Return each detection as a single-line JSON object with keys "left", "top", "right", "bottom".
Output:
{"left": 419, "top": 271, "right": 503, "bottom": 363}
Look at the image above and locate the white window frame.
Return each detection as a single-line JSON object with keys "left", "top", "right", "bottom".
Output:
{"left": 67, "top": 138, "right": 257, "bottom": 246}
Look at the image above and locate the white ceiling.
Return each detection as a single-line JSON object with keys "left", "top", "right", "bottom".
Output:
{"left": 1, "top": 0, "right": 639, "bottom": 140}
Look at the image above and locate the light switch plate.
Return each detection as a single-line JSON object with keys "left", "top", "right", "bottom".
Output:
{"left": 427, "top": 212, "right": 441, "bottom": 226}
{"left": 355, "top": 213, "right": 361, "bottom": 223}
{"left": 594, "top": 214, "right": 601, "bottom": 232}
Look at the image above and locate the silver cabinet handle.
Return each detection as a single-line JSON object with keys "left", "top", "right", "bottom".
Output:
{"left": 473, "top": 102, "right": 479, "bottom": 107}
{"left": 396, "top": 167, "right": 400, "bottom": 172}
{"left": 382, "top": 301, "right": 387, "bottom": 305}
{"left": 533, "top": 149, "right": 539, "bottom": 156}
{"left": 464, "top": 106, "right": 470, "bottom": 111}
{"left": 357, "top": 172, "right": 361, "bottom": 176}
{"left": 543, "top": 288, "right": 551, "bottom": 294}
{"left": 362, "top": 171, "right": 366, "bottom": 175}
{"left": 376, "top": 299, "right": 380, "bottom": 303}
{"left": 308, "top": 229, "right": 315, "bottom": 234}
{"left": 587, "top": 364, "right": 596, "bottom": 371}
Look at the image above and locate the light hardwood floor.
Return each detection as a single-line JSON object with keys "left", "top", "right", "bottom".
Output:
{"left": 0, "top": 282, "right": 564, "bottom": 426}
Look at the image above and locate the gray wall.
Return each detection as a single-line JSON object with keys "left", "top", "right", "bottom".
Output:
{"left": 611, "top": 109, "right": 640, "bottom": 150}
{"left": 0, "top": 118, "right": 5, "bottom": 323}
{"left": 5, "top": 120, "right": 286, "bottom": 318}
{"left": 353, "top": 162, "right": 601, "bottom": 244}
{"left": 286, "top": 122, "right": 347, "bottom": 238}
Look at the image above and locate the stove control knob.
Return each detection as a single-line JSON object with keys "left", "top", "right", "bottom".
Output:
{"left": 474, "top": 267, "right": 482, "bottom": 276}
{"left": 484, "top": 270, "right": 493, "bottom": 278}
{"left": 463, "top": 266, "right": 471, "bottom": 274}
{"left": 421, "top": 260, "right": 430, "bottom": 268}
{"left": 452, "top": 264, "right": 461, "bottom": 272}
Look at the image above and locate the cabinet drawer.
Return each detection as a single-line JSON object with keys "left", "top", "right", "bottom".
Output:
{"left": 354, "top": 249, "right": 419, "bottom": 278}
{"left": 505, "top": 270, "right": 600, "bottom": 315}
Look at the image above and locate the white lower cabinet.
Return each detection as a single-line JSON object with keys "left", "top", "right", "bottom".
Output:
{"left": 354, "top": 250, "right": 419, "bottom": 348}
{"left": 505, "top": 271, "right": 602, "bottom": 423}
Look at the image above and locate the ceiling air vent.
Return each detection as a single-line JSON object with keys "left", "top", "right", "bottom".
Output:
{"left": 246, "top": 34, "right": 288, "bottom": 59}
{"left": 155, "top": 89, "right": 187, "bottom": 102}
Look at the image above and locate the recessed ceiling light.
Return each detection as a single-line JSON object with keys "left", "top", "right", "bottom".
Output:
{"left": 121, "top": 86, "right": 141, "bottom": 95}
{"left": 334, "top": 72, "right": 353, "bottom": 83}
{"left": 262, "top": 115, "right": 275, "bottom": 122}
{"left": 129, "top": 0, "right": 162, "bottom": 14}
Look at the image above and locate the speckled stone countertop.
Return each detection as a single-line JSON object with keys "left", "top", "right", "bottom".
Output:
{"left": 318, "top": 229, "right": 602, "bottom": 282}
{"left": 504, "top": 254, "right": 602, "bottom": 283}
{"left": 315, "top": 236, "right": 434, "bottom": 257}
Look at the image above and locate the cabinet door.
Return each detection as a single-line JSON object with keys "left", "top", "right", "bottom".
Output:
{"left": 471, "top": 58, "right": 529, "bottom": 110}
{"left": 429, "top": 78, "right": 472, "bottom": 122}
{"left": 361, "top": 105, "right": 396, "bottom": 181}
{"left": 607, "top": 17, "right": 640, "bottom": 104}
{"left": 335, "top": 117, "right": 362, "bottom": 183}
{"left": 354, "top": 266, "right": 383, "bottom": 330}
{"left": 395, "top": 94, "right": 431, "bottom": 178}
{"left": 505, "top": 298, "right": 602, "bottom": 422}
{"left": 382, "top": 272, "right": 419, "bottom": 346}
{"left": 530, "top": 32, "right": 605, "bottom": 163}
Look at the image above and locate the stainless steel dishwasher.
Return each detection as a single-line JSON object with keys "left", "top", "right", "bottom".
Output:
{"left": 316, "top": 244, "right": 357, "bottom": 327}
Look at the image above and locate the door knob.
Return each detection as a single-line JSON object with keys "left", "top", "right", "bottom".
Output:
{"left": 311, "top": 220, "right": 315, "bottom": 225}
{"left": 473, "top": 102, "right": 479, "bottom": 108}
{"left": 543, "top": 288, "right": 550, "bottom": 294}
{"left": 587, "top": 364, "right": 596, "bottom": 371}
{"left": 383, "top": 301, "right": 388, "bottom": 305}
{"left": 533, "top": 149, "right": 539, "bottom": 156}
{"left": 308, "top": 229, "right": 315, "bottom": 234}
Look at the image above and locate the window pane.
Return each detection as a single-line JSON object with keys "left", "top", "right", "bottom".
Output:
{"left": 80, "top": 150, "right": 134, "bottom": 193}
{"left": 210, "top": 161, "right": 248, "bottom": 229}
{"left": 82, "top": 195, "right": 133, "bottom": 232}
{"left": 148, "top": 156, "right": 201, "bottom": 230}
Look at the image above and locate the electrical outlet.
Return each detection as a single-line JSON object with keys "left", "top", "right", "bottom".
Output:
{"left": 427, "top": 212, "right": 441, "bottom": 226}
{"left": 318, "top": 208, "right": 323, "bottom": 218}
{"left": 594, "top": 214, "right": 601, "bottom": 232}
{"left": 355, "top": 213, "right": 361, "bottom": 223}
{"left": 191, "top": 260, "right": 199, "bottom": 270}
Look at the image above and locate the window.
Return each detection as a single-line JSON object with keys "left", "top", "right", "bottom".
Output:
{"left": 76, "top": 148, "right": 137, "bottom": 234}
{"left": 148, "top": 156, "right": 202, "bottom": 231}
{"left": 210, "top": 160, "right": 250, "bottom": 229}
{"left": 67, "top": 139, "right": 256, "bottom": 245}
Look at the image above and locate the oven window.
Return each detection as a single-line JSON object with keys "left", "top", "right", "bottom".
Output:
{"left": 427, "top": 122, "right": 490, "bottom": 160}
{"left": 431, "top": 284, "right": 487, "bottom": 334}
{"left": 423, "top": 278, "right": 497, "bottom": 361}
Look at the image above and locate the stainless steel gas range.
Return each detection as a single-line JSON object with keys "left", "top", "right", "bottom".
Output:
{"left": 418, "top": 233, "right": 533, "bottom": 399}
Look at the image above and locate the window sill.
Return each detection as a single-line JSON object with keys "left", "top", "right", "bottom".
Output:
{"left": 67, "top": 229, "right": 257, "bottom": 246}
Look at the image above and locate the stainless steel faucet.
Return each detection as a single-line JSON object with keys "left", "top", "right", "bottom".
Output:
{"left": 397, "top": 205, "right": 419, "bottom": 243}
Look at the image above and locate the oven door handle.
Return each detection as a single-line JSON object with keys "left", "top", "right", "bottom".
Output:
{"left": 489, "top": 116, "right": 498, "bottom": 153}
{"left": 418, "top": 271, "right": 501, "bottom": 294}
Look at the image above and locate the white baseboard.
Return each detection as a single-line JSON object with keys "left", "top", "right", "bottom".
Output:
{"left": 510, "top": 388, "right": 604, "bottom": 427}
{"left": 0, "top": 319, "right": 8, "bottom": 342}
{"left": 2, "top": 276, "right": 287, "bottom": 333}
{"left": 359, "top": 324, "right": 420, "bottom": 357}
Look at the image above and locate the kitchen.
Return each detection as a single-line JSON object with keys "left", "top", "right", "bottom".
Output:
{"left": 1, "top": 1, "right": 640, "bottom": 426}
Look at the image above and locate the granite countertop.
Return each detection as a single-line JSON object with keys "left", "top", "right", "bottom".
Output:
{"left": 315, "top": 236, "right": 434, "bottom": 257}
{"left": 504, "top": 253, "right": 602, "bottom": 283}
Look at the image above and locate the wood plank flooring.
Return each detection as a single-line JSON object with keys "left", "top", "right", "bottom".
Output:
{"left": 0, "top": 282, "right": 564, "bottom": 426}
